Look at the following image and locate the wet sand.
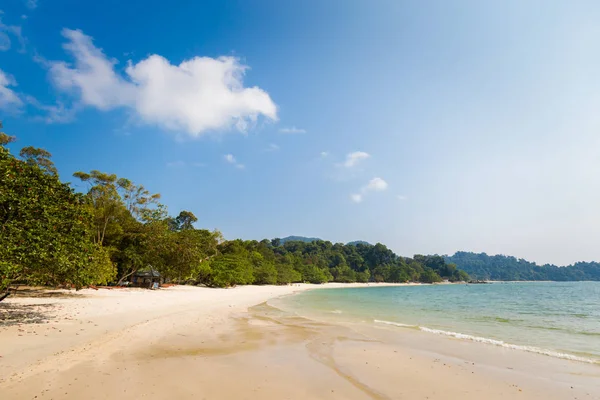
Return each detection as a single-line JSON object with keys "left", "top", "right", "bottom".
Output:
{"left": 1, "top": 285, "right": 599, "bottom": 399}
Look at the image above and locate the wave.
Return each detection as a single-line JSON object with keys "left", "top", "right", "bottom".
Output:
{"left": 374, "top": 319, "right": 418, "bottom": 328}
{"left": 374, "top": 320, "right": 599, "bottom": 364}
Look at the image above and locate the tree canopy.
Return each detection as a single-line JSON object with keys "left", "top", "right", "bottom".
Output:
{"left": 0, "top": 124, "right": 114, "bottom": 293}
{"left": 446, "top": 252, "right": 600, "bottom": 281}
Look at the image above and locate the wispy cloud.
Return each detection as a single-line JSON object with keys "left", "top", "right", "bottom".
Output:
{"left": 23, "top": 95, "right": 78, "bottom": 123}
{"left": 0, "top": 16, "right": 26, "bottom": 53}
{"left": 224, "top": 153, "right": 245, "bottom": 169}
{"left": 25, "top": 0, "right": 38, "bottom": 10}
{"left": 320, "top": 151, "right": 329, "bottom": 158}
{"left": 365, "top": 177, "right": 388, "bottom": 191}
{"left": 0, "top": 32, "right": 9, "bottom": 51}
{"left": 350, "top": 194, "right": 363, "bottom": 203}
{"left": 44, "top": 29, "right": 277, "bottom": 137}
{"left": 0, "top": 69, "right": 23, "bottom": 110}
{"left": 279, "top": 126, "right": 306, "bottom": 134}
{"left": 396, "top": 194, "right": 407, "bottom": 201}
{"left": 339, "top": 151, "right": 370, "bottom": 168}
{"left": 351, "top": 177, "right": 388, "bottom": 203}
{"left": 265, "top": 143, "right": 279, "bottom": 152}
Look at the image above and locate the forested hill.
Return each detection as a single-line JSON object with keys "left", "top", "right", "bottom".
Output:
{"left": 446, "top": 252, "right": 600, "bottom": 281}
{"left": 278, "top": 236, "right": 322, "bottom": 244}
{"left": 347, "top": 240, "right": 371, "bottom": 246}
{"left": 277, "top": 236, "right": 372, "bottom": 247}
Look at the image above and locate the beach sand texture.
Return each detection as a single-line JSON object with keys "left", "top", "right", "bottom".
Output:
{"left": 1, "top": 284, "right": 598, "bottom": 399}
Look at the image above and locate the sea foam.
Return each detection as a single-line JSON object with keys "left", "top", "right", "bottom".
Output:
{"left": 374, "top": 319, "right": 598, "bottom": 364}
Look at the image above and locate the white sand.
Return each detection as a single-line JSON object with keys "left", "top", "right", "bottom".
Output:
{"left": 1, "top": 284, "right": 598, "bottom": 399}
{"left": 0, "top": 283, "right": 394, "bottom": 383}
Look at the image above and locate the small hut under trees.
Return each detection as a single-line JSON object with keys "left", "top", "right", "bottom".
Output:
{"left": 131, "top": 268, "right": 162, "bottom": 289}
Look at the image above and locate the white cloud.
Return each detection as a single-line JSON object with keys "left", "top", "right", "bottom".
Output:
{"left": 0, "top": 32, "right": 9, "bottom": 51}
{"left": 351, "top": 177, "right": 388, "bottom": 203}
{"left": 350, "top": 194, "right": 363, "bottom": 203}
{"left": 321, "top": 151, "right": 329, "bottom": 158}
{"left": 266, "top": 143, "right": 279, "bottom": 152}
{"left": 279, "top": 126, "right": 306, "bottom": 134}
{"left": 26, "top": 0, "right": 38, "bottom": 10}
{"left": 224, "top": 153, "right": 245, "bottom": 169}
{"left": 340, "top": 151, "right": 370, "bottom": 168}
{"left": 365, "top": 177, "right": 388, "bottom": 191}
{"left": 23, "top": 95, "right": 77, "bottom": 123}
{"left": 0, "top": 17, "right": 26, "bottom": 53}
{"left": 396, "top": 194, "right": 407, "bottom": 200}
{"left": 0, "top": 69, "right": 23, "bottom": 109}
{"left": 47, "top": 29, "right": 277, "bottom": 136}
{"left": 21, "top": 15, "right": 28, "bottom": 20}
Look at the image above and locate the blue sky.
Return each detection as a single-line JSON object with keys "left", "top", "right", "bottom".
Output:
{"left": 2, "top": 0, "right": 600, "bottom": 265}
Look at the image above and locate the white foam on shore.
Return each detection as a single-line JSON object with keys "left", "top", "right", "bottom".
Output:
{"left": 374, "top": 319, "right": 416, "bottom": 328}
{"left": 374, "top": 320, "right": 598, "bottom": 364}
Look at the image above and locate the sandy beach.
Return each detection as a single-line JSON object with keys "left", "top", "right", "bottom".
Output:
{"left": 1, "top": 284, "right": 598, "bottom": 399}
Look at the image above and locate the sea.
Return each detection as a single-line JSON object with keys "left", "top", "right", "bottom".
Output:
{"left": 273, "top": 282, "right": 600, "bottom": 364}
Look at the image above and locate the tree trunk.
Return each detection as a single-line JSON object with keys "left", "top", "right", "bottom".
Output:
{"left": 117, "top": 267, "right": 138, "bottom": 285}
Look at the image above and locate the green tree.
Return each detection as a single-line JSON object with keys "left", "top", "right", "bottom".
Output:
{"left": 252, "top": 252, "right": 278, "bottom": 285}
{"left": 207, "top": 254, "right": 254, "bottom": 287}
{"left": 19, "top": 146, "right": 58, "bottom": 176}
{"left": 274, "top": 254, "right": 302, "bottom": 284}
{"left": 1, "top": 134, "right": 115, "bottom": 297}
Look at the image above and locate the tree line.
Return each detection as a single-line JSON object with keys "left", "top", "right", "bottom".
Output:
{"left": 0, "top": 124, "right": 469, "bottom": 298}
{"left": 446, "top": 252, "right": 600, "bottom": 281}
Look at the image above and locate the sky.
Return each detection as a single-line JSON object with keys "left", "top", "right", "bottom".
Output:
{"left": 1, "top": 0, "right": 600, "bottom": 265}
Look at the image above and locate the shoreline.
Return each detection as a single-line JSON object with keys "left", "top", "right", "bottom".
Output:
{"left": 1, "top": 283, "right": 599, "bottom": 399}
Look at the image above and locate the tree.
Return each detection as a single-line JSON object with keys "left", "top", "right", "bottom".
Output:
{"left": 19, "top": 146, "right": 58, "bottom": 176}
{"left": 446, "top": 251, "right": 600, "bottom": 281}
{"left": 173, "top": 210, "right": 198, "bottom": 231}
{"left": 206, "top": 254, "right": 254, "bottom": 287}
{"left": 162, "top": 228, "right": 221, "bottom": 283}
{"left": 1, "top": 135, "right": 115, "bottom": 298}
{"left": 73, "top": 170, "right": 126, "bottom": 246}
{"left": 419, "top": 268, "right": 442, "bottom": 283}
{"left": 0, "top": 123, "right": 15, "bottom": 147}
{"left": 116, "top": 178, "right": 163, "bottom": 221}
{"left": 302, "top": 264, "right": 330, "bottom": 284}
{"left": 252, "top": 252, "right": 277, "bottom": 285}
{"left": 355, "top": 269, "right": 370, "bottom": 283}
{"left": 274, "top": 255, "right": 302, "bottom": 284}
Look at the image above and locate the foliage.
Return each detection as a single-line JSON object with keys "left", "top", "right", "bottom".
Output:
{"left": 0, "top": 133, "right": 116, "bottom": 294}
{"left": 277, "top": 236, "right": 321, "bottom": 244}
{"left": 186, "top": 239, "right": 470, "bottom": 287}
{"left": 446, "top": 252, "right": 600, "bottom": 281}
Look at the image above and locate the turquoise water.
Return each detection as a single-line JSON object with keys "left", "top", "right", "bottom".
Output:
{"left": 276, "top": 282, "right": 600, "bottom": 363}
